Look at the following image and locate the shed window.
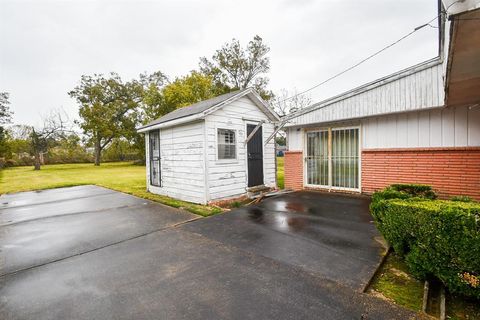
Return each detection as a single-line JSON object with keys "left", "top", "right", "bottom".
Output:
{"left": 217, "top": 129, "right": 236, "bottom": 160}
{"left": 149, "top": 130, "right": 161, "bottom": 186}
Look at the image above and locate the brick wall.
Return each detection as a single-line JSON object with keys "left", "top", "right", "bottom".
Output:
{"left": 284, "top": 151, "right": 303, "bottom": 190}
{"left": 362, "top": 147, "right": 480, "bottom": 200}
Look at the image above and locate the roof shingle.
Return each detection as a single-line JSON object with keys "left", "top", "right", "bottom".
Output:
{"left": 140, "top": 89, "right": 244, "bottom": 130}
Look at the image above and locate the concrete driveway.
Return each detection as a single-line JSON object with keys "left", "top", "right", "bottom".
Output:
{"left": 0, "top": 186, "right": 422, "bottom": 319}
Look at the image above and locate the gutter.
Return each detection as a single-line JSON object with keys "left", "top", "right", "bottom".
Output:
{"left": 137, "top": 113, "right": 204, "bottom": 133}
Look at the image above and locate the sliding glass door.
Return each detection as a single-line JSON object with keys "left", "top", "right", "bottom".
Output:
{"left": 331, "top": 128, "right": 359, "bottom": 189}
{"left": 306, "top": 130, "right": 329, "bottom": 187}
{"left": 149, "top": 130, "right": 161, "bottom": 187}
{"left": 305, "top": 127, "right": 360, "bottom": 190}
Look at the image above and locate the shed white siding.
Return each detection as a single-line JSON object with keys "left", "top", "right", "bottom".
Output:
{"left": 286, "top": 60, "right": 445, "bottom": 127}
{"left": 146, "top": 121, "right": 206, "bottom": 204}
{"left": 287, "top": 105, "right": 480, "bottom": 151}
{"left": 205, "top": 96, "right": 276, "bottom": 200}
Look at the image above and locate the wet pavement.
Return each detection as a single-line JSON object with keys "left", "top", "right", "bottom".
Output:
{"left": 0, "top": 186, "right": 422, "bottom": 319}
{"left": 181, "top": 191, "right": 385, "bottom": 289}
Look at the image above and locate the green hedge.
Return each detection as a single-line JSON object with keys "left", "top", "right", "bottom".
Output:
{"left": 371, "top": 185, "right": 480, "bottom": 299}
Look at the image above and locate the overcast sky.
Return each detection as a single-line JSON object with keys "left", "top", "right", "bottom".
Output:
{"left": 1, "top": 0, "right": 439, "bottom": 126}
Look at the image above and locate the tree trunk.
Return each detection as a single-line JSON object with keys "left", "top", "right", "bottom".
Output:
{"left": 94, "top": 138, "right": 101, "bottom": 166}
{"left": 34, "top": 152, "right": 41, "bottom": 170}
{"left": 32, "top": 129, "right": 41, "bottom": 170}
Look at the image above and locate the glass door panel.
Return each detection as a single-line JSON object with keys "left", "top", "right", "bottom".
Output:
{"left": 306, "top": 131, "right": 329, "bottom": 186}
{"left": 331, "top": 128, "right": 359, "bottom": 189}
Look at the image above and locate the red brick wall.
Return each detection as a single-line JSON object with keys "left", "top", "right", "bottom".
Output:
{"left": 362, "top": 147, "right": 480, "bottom": 200}
{"left": 284, "top": 151, "right": 303, "bottom": 190}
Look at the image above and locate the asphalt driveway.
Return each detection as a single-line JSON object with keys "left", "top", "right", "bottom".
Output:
{"left": 0, "top": 186, "right": 422, "bottom": 319}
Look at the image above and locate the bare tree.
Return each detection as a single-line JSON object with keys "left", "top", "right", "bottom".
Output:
{"left": 30, "top": 109, "right": 71, "bottom": 170}
{"left": 271, "top": 89, "right": 312, "bottom": 117}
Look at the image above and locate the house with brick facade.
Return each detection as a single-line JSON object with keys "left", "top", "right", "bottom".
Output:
{"left": 283, "top": 0, "right": 480, "bottom": 200}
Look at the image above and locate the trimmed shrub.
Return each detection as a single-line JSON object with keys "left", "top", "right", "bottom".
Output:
{"left": 389, "top": 183, "right": 437, "bottom": 199}
{"left": 371, "top": 187, "right": 480, "bottom": 299}
{"left": 451, "top": 195, "right": 474, "bottom": 203}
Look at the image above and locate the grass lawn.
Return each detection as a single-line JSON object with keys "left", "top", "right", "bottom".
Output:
{"left": 277, "top": 156, "right": 284, "bottom": 189}
{"left": 0, "top": 162, "right": 222, "bottom": 217}
{"left": 368, "top": 253, "right": 424, "bottom": 312}
{"left": 369, "top": 252, "right": 480, "bottom": 319}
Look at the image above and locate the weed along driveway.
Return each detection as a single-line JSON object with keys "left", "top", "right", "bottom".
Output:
{"left": 0, "top": 186, "right": 424, "bottom": 319}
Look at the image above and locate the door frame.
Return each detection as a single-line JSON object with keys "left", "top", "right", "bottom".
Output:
{"left": 303, "top": 125, "right": 361, "bottom": 192}
{"left": 244, "top": 120, "right": 265, "bottom": 188}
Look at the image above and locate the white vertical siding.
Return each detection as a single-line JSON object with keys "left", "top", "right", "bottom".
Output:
{"left": 205, "top": 96, "right": 276, "bottom": 201}
{"left": 287, "top": 60, "right": 444, "bottom": 127}
{"left": 362, "top": 106, "right": 480, "bottom": 148}
{"left": 287, "top": 127, "right": 303, "bottom": 151}
{"left": 146, "top": 121, "right": 206, "bottom": 204}
{"left": 288, "top": 105, "right": 480, "bottom": 151}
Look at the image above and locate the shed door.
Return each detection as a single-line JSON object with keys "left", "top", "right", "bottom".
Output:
{"left": 247, "top": 124, "right": 264, "bottom": 187}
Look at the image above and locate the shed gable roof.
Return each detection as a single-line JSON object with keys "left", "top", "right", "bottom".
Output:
{"left": 138, "top": 88, "right": 279, "bottom": 132}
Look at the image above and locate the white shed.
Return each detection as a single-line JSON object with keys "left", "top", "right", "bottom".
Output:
{"left": 137, "top": 88, "right": 280, "bottom": 205}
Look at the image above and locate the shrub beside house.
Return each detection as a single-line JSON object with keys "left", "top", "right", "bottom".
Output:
{"left": 370, "top": 184, "right": 480, "bottom": 299}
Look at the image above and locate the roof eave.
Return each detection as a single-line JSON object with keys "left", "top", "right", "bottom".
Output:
{"left": 137, "top": 113, "right": 205, "bottom": 133}
{"left": 137, "top": 88, "right": 280, "bottom": 133}
{"left": 246, "top": 90, "right": 281, "bottom": 122}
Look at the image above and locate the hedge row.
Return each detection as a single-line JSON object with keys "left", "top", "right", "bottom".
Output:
{"left": 371, "top": 185, "right": 480, "bottom": 299}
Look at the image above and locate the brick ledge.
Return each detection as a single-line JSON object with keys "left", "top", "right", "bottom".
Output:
{"left": 362, "top": 147, "right": 480, "bottom": 152}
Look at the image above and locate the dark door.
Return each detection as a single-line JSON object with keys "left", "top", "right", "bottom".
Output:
{"left": 247, "top": 124, "right": 264, "bottom": 187}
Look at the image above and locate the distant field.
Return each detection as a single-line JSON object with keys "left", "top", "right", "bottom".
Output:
{"left": 0, "top": 162, "right": 221, "bottom": 216}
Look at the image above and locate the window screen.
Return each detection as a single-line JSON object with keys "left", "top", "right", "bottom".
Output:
{"left": 217, "top": 129, "right": 236, "bottom": 160}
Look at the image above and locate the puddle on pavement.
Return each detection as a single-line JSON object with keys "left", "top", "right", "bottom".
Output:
{"left": 247, "top": 207, "right": 308, "bottom": 232}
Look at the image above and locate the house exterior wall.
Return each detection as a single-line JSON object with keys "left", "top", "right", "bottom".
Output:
{"left": 287, "top": 60, "right": 444, "bottom": 127}
{"left": 205, "top": 96, "right": 276, "bottom": 201}
{"left": 287, "top": 105, "right": 480, "bottom": 150}
{"left": 284, "top": 151, "right": 303, "bottom": 191}
{"left": 145, "top": 121, "right": 206, "bottom": 204}
{"left": 285, "top": 106, "right": 480, "bottom": 200}
{"left": 363, "top": 105, "right": 480, "bottom": 148}
{"left": 362, "top": 147, "right": 480, "bottom": 200}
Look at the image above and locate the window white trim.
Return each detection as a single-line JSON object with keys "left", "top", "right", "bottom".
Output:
{"left": 215, "top": 127, "right": 239, "bottom": 163}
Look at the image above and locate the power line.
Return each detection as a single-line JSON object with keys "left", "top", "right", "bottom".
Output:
{"left": 279, "top": 15, "right": 440, "bottom": 104}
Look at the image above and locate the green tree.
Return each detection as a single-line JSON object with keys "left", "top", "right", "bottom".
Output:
{"left": 163, "top": 71, "right": 220, "bottom": 110}
{"left": 69, "top": 73, "right": 142, "bottom": 166}
{"left": 199, "top": 35, "right": 272, "bottom": 99}
{"left": 139, "top": 71, "right": 169, "bottom": 123}
{"left": 275, "top": 136, "right": 286, "bottom": 146}
{"left": 0, "top": 92, "right": 13, "bottom": 158}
